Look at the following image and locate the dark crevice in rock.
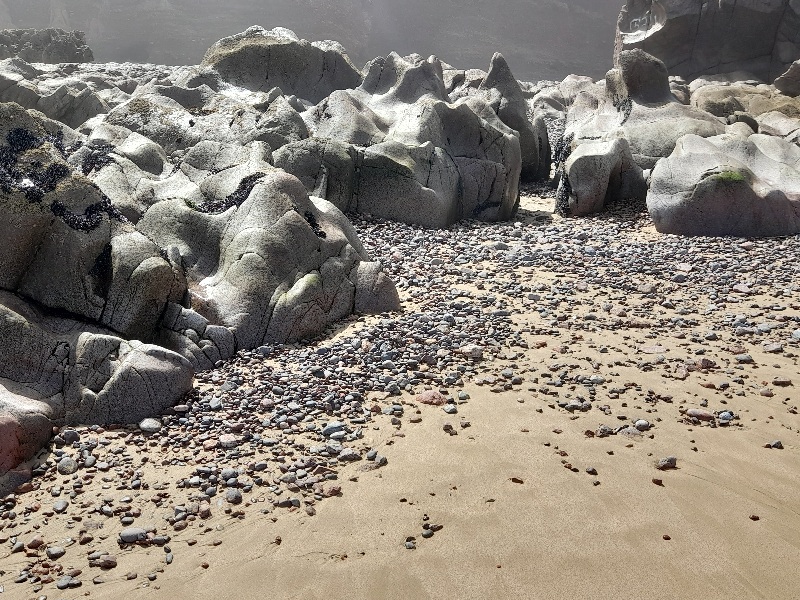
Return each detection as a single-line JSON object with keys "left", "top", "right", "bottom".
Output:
{"left": 304, "top": 210, "right": 327, "bottom": 238}
{"left": 88, "top": 244, "right": 113, "bottom": 299}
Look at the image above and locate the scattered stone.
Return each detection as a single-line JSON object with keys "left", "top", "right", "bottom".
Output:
{"left": 656, "top": 456, "right": 678, "bottom": 470}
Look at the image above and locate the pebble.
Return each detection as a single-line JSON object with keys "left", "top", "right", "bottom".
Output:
{"left": 416, "top": 391, "right": 448, "bottom": 406}
{"left": 225, "top": 489, "right": 243, "bottom": 504}
{"left": 57, "top": 456, "right": 78, "bottom": 475}
{"left": 119, "top": 528, "right": 148, "bottom": 544}
{"left": 138, "top": 418, "right": 162, "bottom": 433}
{"left": 656, "top": 457, "right": 678, "bottom": 470}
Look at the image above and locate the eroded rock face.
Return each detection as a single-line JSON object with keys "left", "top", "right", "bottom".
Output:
{"left": 615, "top": 0, "right": 800, "bottom": 82}
{"left": 0, "top": 28, "right": 94, "bottom": 64}
{"left": 0, "top": 87, "right": 399, "bottom": 478}
{"left": 647, "top": 133, "right": 800, "bottom": 236}
{"left": 559, "top": 48, "right": 725, "bottom": 199}
{"left": 198, "top": 26, "right": 363, "bottom": 105}
{"left": 276, "top": 52, "right": 522, "bottom": 228}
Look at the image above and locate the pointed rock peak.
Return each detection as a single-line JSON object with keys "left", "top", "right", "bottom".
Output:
{"left": 481, "top": 53, "right": 523, "bottom": 99}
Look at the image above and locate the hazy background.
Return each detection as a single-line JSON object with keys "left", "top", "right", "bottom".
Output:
{"left": 0, "top": 0, "right": 624, "bottom": 81}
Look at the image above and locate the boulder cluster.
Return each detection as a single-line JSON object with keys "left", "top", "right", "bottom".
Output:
{"left": 538, "top": 0, "right": 800, "bottom": 235}
{"left": 1, "top": 0, "right": 800, "bottom": 481}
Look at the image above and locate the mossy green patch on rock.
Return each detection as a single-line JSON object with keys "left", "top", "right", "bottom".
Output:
{"left": 712, "top": 170, "right": 747, "bottom": 183}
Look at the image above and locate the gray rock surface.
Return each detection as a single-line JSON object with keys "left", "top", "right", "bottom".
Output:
{"left": 775, "top": 60, "right": 800, "bottom": 97}
{"left": 615, "top": 0, "right": 800, "bottom": 82}
{"left": 563, "top": 49, "right": 725, "bottom": 172}
{"left": 277, "top": 52, "right": 522, "bottom": 227}
{"left": 558, "top": 138, "right": 646, "bottom": 217}
{"left": 0, "top": 28, "right": 93, "bottom": 63}
{"left": 647, "top": 133, "right": 800, "bottom": 236}
{"left": 449, "top": 52, "right": 549, "bottom": 181}
{"left": 0, "top": 57, "right": 108, "bottom": 128}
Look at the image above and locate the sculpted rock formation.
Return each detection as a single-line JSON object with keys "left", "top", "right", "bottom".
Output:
{"left": 0, "top": 30, "right": 407, "bottom": 481}
{"left": 648, "top": 133, "right": 800, "bottom": 236}
{"left": 615, "top": 0, "right": 800, "bottom": 83}
{"left": 555, "top": 49, "right": 723, "bottom": 216}
{"left": 0, "top": 28, "right": 94, "bottom": 63}
{"left": 276, "top": 51, "right": 524, "bottom": 227}
{"left": 448, "top": 52, "right": 550, "bottom": 181}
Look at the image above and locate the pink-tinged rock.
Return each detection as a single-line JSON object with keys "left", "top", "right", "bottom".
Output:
{"left": 0, "top": 412, "right": 52, "bottom": 475}
{"left": 202, "top": 440, "right": 218, "bottom": 451}
{"left": 218, "top": 434, "right": 240, "bottom": 449}
{"left": 641, "top": 345, "right": 667, "bottom": 354}
{"left": 686, "top": 408, "right": 715, "bottom": 421}
{"left": 416, "top": 391, "right": 447, "bottom": 406}
{"left": 459, "top": 344, "right": 484, "bottom": 360}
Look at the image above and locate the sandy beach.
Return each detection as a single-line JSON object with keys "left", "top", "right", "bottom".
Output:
{"left": 2, "top": 195, "right": 799, "bottom": 600}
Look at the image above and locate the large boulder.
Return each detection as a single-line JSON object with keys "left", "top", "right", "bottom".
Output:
{"left": 647, "top": 133, "right": 800, "bottom": 236}
{"left": 614, "top": 0, "right": 800, "bottom": 82}
{"left": 197, "top": 26, "right": 363, "bottom": 105}
{"left": 563, "top": 49, "right": 725, "bottom": 172}
{"left": 277, "top": 52, "right": 522, "bottom": 227}
{"left": 449, "top": 53, "right": 549, "bottom": 180}
{"left": 0, "top": 28, "right": 94, "bottom": 64}
{"left": 557, "top": 138, "right": 646, "bottom": 216}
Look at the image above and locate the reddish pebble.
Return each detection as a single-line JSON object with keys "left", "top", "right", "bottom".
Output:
{"left": 750, "top": 515, "right": 760, "bottom": 521}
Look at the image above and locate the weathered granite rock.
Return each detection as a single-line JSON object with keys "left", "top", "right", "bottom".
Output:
{"left": 197, "top": 26, "right": 363, "bottom": 105}
{"left": 648, "top": 133, "right": 800, "bottom": 236}
{"left": 278, "top": 52, "right": 522, "bottom": 227}
{"left": 615, "top": 0, "right": 800, "bottom": 82}
{"left": 0, "top": 290, "right": 194, "bottom": 480}
{"left": 0, "top": 57, "right": 108, "bottom": 128}
{"left": 530, "top": 75, "right": 599, "bottom": 121}
{"left": 102, "top": 79, "right": 308, "bottom": 157}
{"left": 557, "top": 138, "right": 646, "bottom": 216}
{"left": 564, "top": 49, "right": 725, "bottom": 171}
{"left": 0, "top": 29, "right": 94, "bottom": 64}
